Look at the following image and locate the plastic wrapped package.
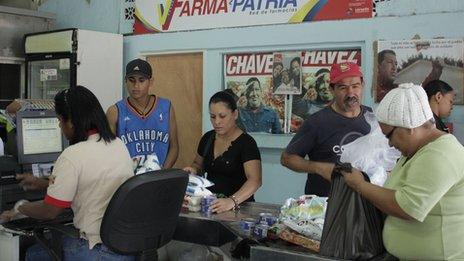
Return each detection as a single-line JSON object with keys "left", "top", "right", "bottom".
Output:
{"left": 185, "top": 186, "right": 213, "bottom": 197}
{"left": 135, "top": 154, "right": 161, "bottom": 175}
{"left": 280, "top": 195, "right": 328, "bottom": 240}
{"left": 183, "top": 175, "right": 215, "bottom": 212}
{"left": 280, "top": 195, "right": 328, "bottom": 220}
{"left": 183, "top": 195, "right": 202, "bottom": 212}
{"left": 282, "top": 218, "right": 325, "bottom": 241}
{"left": 186, "top": 174, "right": 214, "bottom": 197}
{"left": 340, "top": 111, "right": 401, "bottom": 186}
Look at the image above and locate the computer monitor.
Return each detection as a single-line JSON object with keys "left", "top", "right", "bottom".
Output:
{"left": 16, "top": 110, "right": 68, "bottom": 164}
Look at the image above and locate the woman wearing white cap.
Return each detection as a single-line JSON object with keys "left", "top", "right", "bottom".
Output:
{"left": 341, "top": 83, "right": 464, "bottom": 260}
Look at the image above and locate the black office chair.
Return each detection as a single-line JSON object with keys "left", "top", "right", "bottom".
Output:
{"left": 100, "top": 168, "right": 188, "bottom": 260}
{"left": 24, "top": 168, "right": 188, "bottom": 261}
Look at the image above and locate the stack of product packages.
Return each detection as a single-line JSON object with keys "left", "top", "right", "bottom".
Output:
{"left": 184, "top": 174, "right": 215, "bottom": 213}
{"left": 278, "top": 195, "right": 328, "bottom": 252}
{"left": 239, "top": 211, "right": 279, "bottom": 239}
{"left": 237, "top": 195, "right": 327, "bottom": 253}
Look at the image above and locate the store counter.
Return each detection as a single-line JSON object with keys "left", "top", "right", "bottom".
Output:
{"left": 174, "top": 202, "right": 339, "bottom": 261}
{"left": 1, "top": 200, "right": 338, "bottom": 260}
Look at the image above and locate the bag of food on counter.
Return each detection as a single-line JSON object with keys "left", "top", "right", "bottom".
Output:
{"left": 339, "top": 111, "right": 400, "bottom": 186}
{"left": 186, "top": 174, "right": 214, "bottom": 197}
{"left": 282, "top": 218, "right": 324, "bottom": 241}
{"left": 320, "top": 171, "right": 385, "bottom": 260}
{"left": 280, "top": 195, "right": 328, "bottom": 221}
{"left": 183, "top": 195, "right": 202, "bottom": 212}
{"left": 280, "top": 195, "right": 328, "bottom": 241}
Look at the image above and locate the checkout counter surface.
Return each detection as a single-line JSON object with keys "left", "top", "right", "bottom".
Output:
{"left": 174, "top": 202, "right": 340, "bottom": 261}
{"left": 0, "top": 201, "right": 338, "bottom": 261}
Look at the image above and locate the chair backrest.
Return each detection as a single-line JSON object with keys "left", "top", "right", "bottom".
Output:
{"left": 100, "top": 169, "right": 188, "bottom": 255}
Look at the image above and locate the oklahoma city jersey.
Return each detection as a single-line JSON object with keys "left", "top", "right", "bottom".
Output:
{"left": 116, "top": 96, "right": 170, "bottom": 171}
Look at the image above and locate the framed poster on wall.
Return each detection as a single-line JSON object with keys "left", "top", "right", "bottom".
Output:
{"left": 224, "top": 53, "right": 285, "bottom": 134}
{"left": 295, "top": 49, "right": 361, "bottom": 131}
{"left": 374, "top": 39, "right": 464, "bottom": 104}
{"left": 224, "top": 48, "right": 362, "bottom": 133}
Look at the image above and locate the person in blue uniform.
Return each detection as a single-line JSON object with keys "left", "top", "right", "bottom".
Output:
{"left": 107, "top": 59, "right": 179, "bottom": 172}
{"left": 239, "top": 77, "right": 282, "bottom": 134}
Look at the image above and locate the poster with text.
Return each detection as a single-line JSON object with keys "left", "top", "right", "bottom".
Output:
{"left": 224, "top": 53, "right": 285, "bottom": 134}
{"left": 290, "top": 49, "right": 361, "bottom": 131}
{"left": 375, "top": 39, "right": 464, "bottom": 104}
{"left": 134, "top": 0, "right": 373, "bottom": 34}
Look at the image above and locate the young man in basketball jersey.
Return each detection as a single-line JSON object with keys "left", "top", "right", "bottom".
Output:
{"left": 107, "top": 58, "right": 178, "bottom": 173}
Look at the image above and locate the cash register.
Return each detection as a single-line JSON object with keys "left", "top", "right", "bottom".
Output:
{"left": 0, "top": 109, "right": 69, "bottom": 220}
{"left": 0, "top": 110, "right": 73, "bottom": 260}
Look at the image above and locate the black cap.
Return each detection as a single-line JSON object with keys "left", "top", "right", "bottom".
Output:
{"left": 125, "top": 58, "right": 152, "bottom": 78}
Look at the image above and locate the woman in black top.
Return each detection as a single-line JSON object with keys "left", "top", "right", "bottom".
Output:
{"left": 184, "top": 91, "right": 262, "bottom": 213}
{"left": 423, "top": 80, "right": 455, "bottom": 133}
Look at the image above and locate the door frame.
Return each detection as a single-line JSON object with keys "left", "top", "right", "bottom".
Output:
{"left": 137, "top": 50, "right": 206, "bottom": 133}
{"left": 137, "top": 50, "right": 206, "bottom": 168}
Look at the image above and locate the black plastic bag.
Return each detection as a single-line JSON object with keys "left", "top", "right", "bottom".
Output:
{"left": 320, "top": 168, "right": 386, "bottom": 260}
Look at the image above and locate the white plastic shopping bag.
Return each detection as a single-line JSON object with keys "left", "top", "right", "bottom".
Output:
{"left": 340, "top": 111, "right": 401, "bottom": 186}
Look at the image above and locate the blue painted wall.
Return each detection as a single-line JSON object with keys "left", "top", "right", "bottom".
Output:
{"left": 123, "top": 10, "right": 464, "bottom": 204}
{"left": 38, "top": 0, "right": 121, "bottom": 34}
{"left": 40, "top": 0, "right": 464, "bottom": 204}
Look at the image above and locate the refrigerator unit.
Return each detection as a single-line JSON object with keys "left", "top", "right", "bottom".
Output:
{"left": 24, "top": 28, "right": 123, "bottom": 111}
